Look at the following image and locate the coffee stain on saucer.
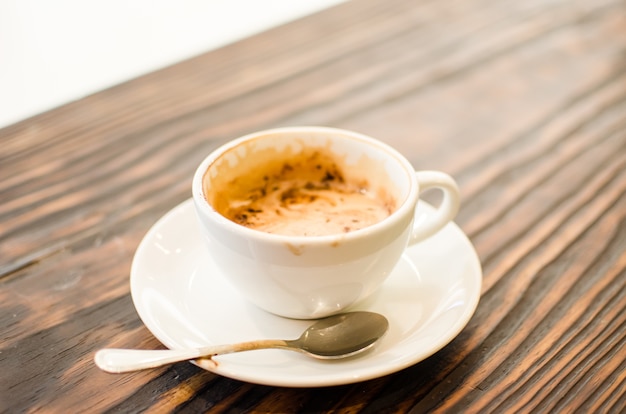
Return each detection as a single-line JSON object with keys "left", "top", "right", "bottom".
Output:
{"left": 196, "top": 357, "right": 218, "bottom": 369}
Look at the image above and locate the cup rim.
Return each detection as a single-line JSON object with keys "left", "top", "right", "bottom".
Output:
{"left": 192, "top": 126, "right": 420, "bottom": 245}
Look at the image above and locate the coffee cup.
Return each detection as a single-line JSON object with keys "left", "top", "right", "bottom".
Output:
{"left": 192, "top": 126, "right": 460, "bottom": 319}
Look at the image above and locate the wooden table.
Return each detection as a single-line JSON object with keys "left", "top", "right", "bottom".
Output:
{"left": 2, "top": 0, "right": 625, "bottom": 412}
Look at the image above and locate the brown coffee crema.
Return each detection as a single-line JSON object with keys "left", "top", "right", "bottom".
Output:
{"left": 214, "top": 150, "right": 395, "bottom": 236}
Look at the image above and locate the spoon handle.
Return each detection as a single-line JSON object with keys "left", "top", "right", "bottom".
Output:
{"left": 95, "top": 339, "right": 289, "bottom": 373}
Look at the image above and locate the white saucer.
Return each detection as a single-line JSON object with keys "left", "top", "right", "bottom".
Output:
{"left": 130, "top": 199, "right": 482, "bottom": 387}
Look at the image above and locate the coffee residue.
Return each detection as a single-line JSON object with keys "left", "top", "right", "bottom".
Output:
{"left": 222, "top": 151, "right": 394, "bottom": 236}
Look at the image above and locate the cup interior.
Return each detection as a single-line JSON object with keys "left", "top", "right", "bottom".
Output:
{"left": 200, "top": 128, "right": 413, "bottom": 237}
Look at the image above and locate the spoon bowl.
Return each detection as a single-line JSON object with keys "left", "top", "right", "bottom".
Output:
{"left": 95, "top": 311, "right": 388, "bottom": 373}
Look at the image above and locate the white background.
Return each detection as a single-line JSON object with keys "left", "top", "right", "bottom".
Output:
{"left": 0, "top": 0, "right": 344, "bottom": 128}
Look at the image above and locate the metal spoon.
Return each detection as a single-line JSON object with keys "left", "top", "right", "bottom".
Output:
{"left": 95, "top": 311, "right": 388, "bottom": 373}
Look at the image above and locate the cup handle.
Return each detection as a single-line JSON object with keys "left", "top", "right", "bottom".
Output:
{"left": 408, "top": 171, "right": 461, "bottom": 245}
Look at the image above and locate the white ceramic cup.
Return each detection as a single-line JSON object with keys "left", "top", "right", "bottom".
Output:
{"left": 192, "top": 126, "right": 460, "bottom": 319}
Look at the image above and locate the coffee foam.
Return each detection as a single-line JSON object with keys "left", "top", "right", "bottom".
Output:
{"left": 208, "top": 147, "right": 396, "bottom": 237}
{"left": 227, "top": 178, "right": 391, "bottom": 236}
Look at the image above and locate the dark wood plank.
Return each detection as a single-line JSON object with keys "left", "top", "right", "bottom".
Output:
{"left": 1, "top": 0, "right": 625, "bottom": 412}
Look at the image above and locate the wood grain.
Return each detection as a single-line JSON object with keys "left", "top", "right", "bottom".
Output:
{"left": 1, "top": 0, "right": 625, "bottom": 412}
